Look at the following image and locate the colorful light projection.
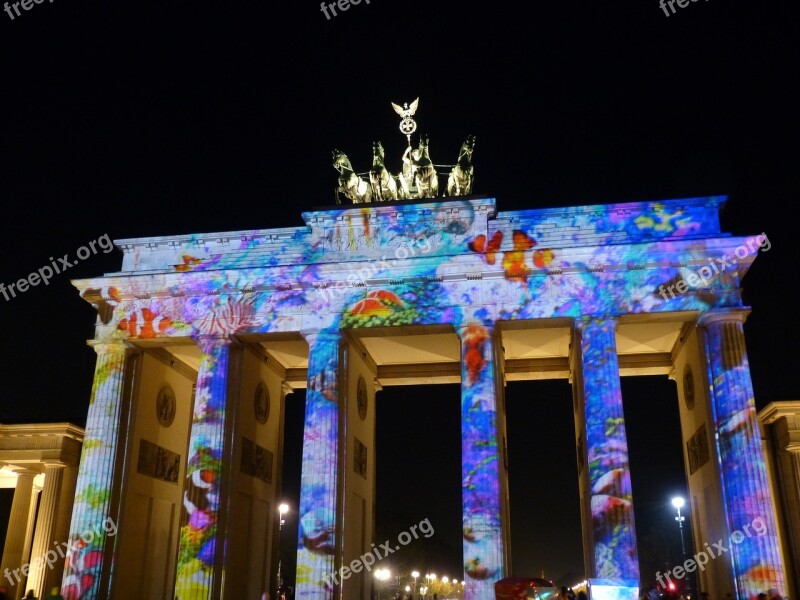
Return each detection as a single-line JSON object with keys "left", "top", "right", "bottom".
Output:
{"left": 295, "top": 332, "right": 341, "bottom": 598}
{"left": 459, "top": 325, "right": 505, "bottom": 596}
{"left": 62, "top": 343, "right": 128, "bottom": 600}
{"left": 175, "top": 338, "right": 231, "bottom": 598}
{"left": 86, "top": 197, "right": 772, "bottom": 346}
{"left": 70, "top": 195, "right": 785, "bottom": 599}
{"left": 587, "top": 578, "right": 640, "bottom": 600}
{"left": 701, "top": 312, "right": 787, "bottom": 599}
{"left": 576, "top": 318, "right": 639, "bottom": 581}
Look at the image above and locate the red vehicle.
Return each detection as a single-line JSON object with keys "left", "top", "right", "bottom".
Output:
{"left": 495, "top": 577, "right": 561, "bottom": 600}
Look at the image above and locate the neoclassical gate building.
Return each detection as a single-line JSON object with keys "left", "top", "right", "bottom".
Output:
{"left": 61, "top": 195, "right": 789, "bottom": 599}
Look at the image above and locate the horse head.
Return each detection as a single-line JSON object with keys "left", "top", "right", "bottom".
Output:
{"left": 371, "top": 141, "right": 385, "bottom": 166}
{"left": 418, "top": 134, "right": 430, "bottom": 155}
{"left": 458, "top": 135, "right": 476, "bottom": 166}
{"left": 332, "top": 149, "right": 352, "bottom": 174}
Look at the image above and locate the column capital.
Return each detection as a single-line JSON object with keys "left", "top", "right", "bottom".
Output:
{"left": 12, "top": 469, "right": 38, "bottom": 480}
{"left": 574, "top": 315, "right": 620, "bottom": 332}
{"left": 90, "top": 340, "right": 132, "bottom": 356}
{"left": 281, "top": 381, "right": 295, "bottom": 397}
{"left": 697, "top": 307, "right": 751, "bottom": 328}
{"left": 192, "top": 334, "right": 236, "bottom": 352}
{"left": 300, "top": 328, "right": 342, "bottom": 345}
{"left": 454, "top": 322, "right": 496, "bottom": 338}
{"left": 41, "top": 460, "right": 67, "bottom": 470}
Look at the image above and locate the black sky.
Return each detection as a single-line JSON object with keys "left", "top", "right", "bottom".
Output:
{"left": 1, "top": 0, "right": 798, "bottom": 589}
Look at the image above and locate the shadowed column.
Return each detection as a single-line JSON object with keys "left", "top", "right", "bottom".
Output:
{"left": 458, "top": 324, "right": 506, "bottom": 600}
{"left": 699, "top": 309, "right": 788, "bottom": 599}
{"left": 27, "top": 462, "right": 66, "bottom": 597}
{"left": 61, "top": 342, "right": 131, "bottom": 600}
{"left": 295, "top": 330, "right": 342, "bottom": 600}
{"left": 0, "top": 470, "right": 36, "bottom": 597}
{"left": 175, "top": 336, "right": 234, "bottom": 599}
{"left": 573, "top": 317, "right": 639, "bottom": 581}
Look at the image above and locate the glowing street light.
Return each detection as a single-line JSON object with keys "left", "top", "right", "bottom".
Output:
{"left": 375, "top": 568, "right": 391, "bottom": 600}
{"left": 442, "top": 576, "right": 449, "bottom": 584}
{"left": 671, "top": 496, "right": 694, "bottom": 597}
{"left": 671, "top": 497, "right": 686, "bottom": 555}
{"left": 412, "top": 570, "right": 420, "bottom": 597}
{"left": 277, "top": 503, "right": 290, "bottom": 593}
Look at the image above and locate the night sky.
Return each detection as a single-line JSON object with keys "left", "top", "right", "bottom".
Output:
{"left": 1, "top": 0, "right": 798, "bottom": 590}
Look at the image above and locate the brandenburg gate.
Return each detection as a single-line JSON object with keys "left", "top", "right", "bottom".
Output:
{"left": 60, "top": 191, "right": 790, "bottom": 599}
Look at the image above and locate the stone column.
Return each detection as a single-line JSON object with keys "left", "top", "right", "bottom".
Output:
{"left": 27, "top": 462, "right": 66, "bottom": 597}
{"left": 175, "top": 336, "right": 235, "bottom": 599}
{"left": 457, "top": 324, "right": 506, "bottom": 600}
{"left": 572, "top": 317, "right": 639, "bottom": 581}
{"left": 0, "top": 470, "right": 36, "bottom": 597}
{"left": 295, "top": 330, "right": 342, "bottom": 600}
{"left": 21, "top": 482, "right": 41, "bottom": 580}
{"left": 61, "top": 342, "right": 131, "bottom": 600}
{"left": 699, "top": 309, "right": 788, "bottom": 598}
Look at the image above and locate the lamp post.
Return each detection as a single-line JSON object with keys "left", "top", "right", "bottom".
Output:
{"left": 412, "top": 570, "right": 420, "bottom": 598}
{"left": 671, "top": 496, "right": 692, "bottom": 597}
{"left": 277, "top": 503, "right": 289, "bottom": 593}
{"left": 375, "top": 568, "right": 391, "bottom": 600}
{"left": 671, "top": 497, "right": 686, "bottom": 555}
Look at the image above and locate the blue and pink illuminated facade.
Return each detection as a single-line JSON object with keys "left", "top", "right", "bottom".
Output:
{"left": 64, "top": 195, "right": 788, "bottom": 599}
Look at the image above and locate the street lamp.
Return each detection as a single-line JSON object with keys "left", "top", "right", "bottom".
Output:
{"left": 420, "top": 585, "right": 428, "bottom": 598}
{"left": 672, "top": 496, "right": 693, "bottom": 597}
{"left": 375, "top": 568, "right": 391, "bottom": 600}
{"left": 412, "top": 570, "right": 420, "bottom": 598}
{"left": 277, "top": 503, "right": 290, "bottom": 593}
{"left": 671, "top": 497, "right": 686, "bottom": 555}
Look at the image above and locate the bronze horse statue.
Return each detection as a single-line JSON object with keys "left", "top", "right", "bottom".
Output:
{"left": 414, "top": 134, "right": 438, "bottom": 198}
{"left": 333, "top": 149, "right": 372, "bottom": 204}
{"left": 369, "top": 141, "right": 398, "bottom": 202}
{"left": 446, "top": 135, "right": 476, "bottom": 196}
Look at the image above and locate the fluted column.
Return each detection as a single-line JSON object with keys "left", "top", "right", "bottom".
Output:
{"left": 0, "top": 470, "right": 36, "bottom": 597}
{"left": 457, "top": 324, "right": 506, "bottom": 600}
{"left": 573, "top": 317, "right": 639, "bottom": 580}
{"left": 699, "top": 309, "right": 788, "bottom": 599}
{"left": 295, "top": 330, "right": 342, "bottom": 600}
{"left": 61, "top": 341, "right": 130, "bottom": 600}
{"left": 175, "top": 336, "right": 234, "bottom": 600}
{"left": 27, "top": 462, "right": 66, "bottom": 597}
{"left": 21, "top": 482, "right": 41, "bottom": 579}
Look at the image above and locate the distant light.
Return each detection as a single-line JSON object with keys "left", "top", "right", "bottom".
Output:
{"left": 668, "top": 583, "right": 676, "bottom": 591}
{"left": 671, "top": 497, "right": 685, "bottom": 509}
{"left": 279, "top": 503, "right": 289, "bottom": 514}
{"left": 406, "top": 586, "right": 411, "bottom": 592}
{"left": 412, "top": 571, "right": 420, "bottom": 578}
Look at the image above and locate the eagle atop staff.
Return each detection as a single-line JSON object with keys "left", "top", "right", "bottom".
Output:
{"left": 392, "top": 97, "right": 420, "bottom": 137}
{"left": 391, "top": 97, "right": 419, "bottom": 119}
